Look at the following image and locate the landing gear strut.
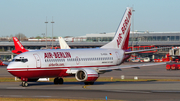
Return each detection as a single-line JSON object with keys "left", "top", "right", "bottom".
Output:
{"left": 54, "top": 77, "right": 64, "bottom": 84}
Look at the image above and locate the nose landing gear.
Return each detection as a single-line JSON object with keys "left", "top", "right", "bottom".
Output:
{"left": 21, "top": 77, "right": 28, "bottom": 87}
{"left": 22, "top": 81, "right": 28, "bottom": 87}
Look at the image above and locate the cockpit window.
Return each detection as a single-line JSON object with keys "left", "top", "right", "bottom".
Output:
{"left": 22, "top": 59, "right": 28, "bottom": 62}
{"left": 12, "top": 58, "right": 28, "bottom": 63}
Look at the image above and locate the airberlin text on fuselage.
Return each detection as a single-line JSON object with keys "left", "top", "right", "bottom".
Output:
{"left": 44, "top": 52, "right": 71, "bottom": 58}
{"left": 117, "top": 9, "right": 132, "bottom": 48}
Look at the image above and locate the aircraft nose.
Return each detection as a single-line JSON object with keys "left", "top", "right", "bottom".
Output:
{"left": 7, "top": 63, "right": 12, "bottom": 71}
{"left": 7, "top": 63, "right": 15, "bottom": 73}
{"left": 7, "top": 63, "right": 18, "bottom": 77}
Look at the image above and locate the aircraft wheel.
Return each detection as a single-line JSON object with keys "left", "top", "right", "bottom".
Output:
{"left": 84, "top": 82, "right": 94, "bottom": 85}
{"left": 84, "top": 82, "right": 89, "bottom": 85}
{"left": 58, "top": 78, "right": 64, "bottom": 84}
{"left": 54, "top": 78, "right": 58, "bottom": 84}
{"left": 22, "top": 81, "right": 28, "bottom": 87}
{"left": 89, "top": 82, "right": 94, "bottom": 85}
{"left": 24, "top": 82, "right": 28, "bottom": 87}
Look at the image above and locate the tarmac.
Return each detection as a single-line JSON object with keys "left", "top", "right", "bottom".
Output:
{"left": 1, "top": 62, "right": 180, "bottom": 101}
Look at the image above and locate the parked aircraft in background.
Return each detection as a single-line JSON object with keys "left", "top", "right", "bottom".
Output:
{"left": 0, "top": 37, "right": 70, "bottom": 66}
{"left": 0, "top": 37, "right": 24, "bottom": 66}
{"left": 7, "top": 7, "right": 165, "bottom": 87}
{"left": 11, "top": 37, "right": 29, "bottom": 54}
{"left": 0, "top": 60, "right": 8, "bottom": 66}
{"left": 58, "top": 37, "right": 71, "bottom": 49}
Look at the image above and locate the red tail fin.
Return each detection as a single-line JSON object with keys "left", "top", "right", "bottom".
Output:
{"left": 12, "top": 37, "right": 28, "bottom": 54}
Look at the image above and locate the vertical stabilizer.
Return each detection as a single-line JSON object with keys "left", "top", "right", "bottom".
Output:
{"left": 58, "top": 37, "right": 71, "bottom": 49}
{"left": 101, "top": 7, "right": 132, "bottom": 50}
{"left": 12, "top": 37, "right": 28, "bottom": 54}
{"left": 13, "top": 37, "right": 25, "bottom": 50}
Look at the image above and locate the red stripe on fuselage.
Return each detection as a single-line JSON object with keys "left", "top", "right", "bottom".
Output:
{"left": 7, "top": 65, "right": 116, "bottom": 78}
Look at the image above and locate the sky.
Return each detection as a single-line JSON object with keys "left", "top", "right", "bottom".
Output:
{"left": 0, "top": 0, "right": 180, "bottom": 38}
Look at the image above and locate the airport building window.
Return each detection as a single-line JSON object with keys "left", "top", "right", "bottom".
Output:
{"left": 176, "top": 36, "right": 179, "bottom": 41}
{"left": 147, "top": 37, "right": 152, "bottom": 41}
{"left": 92, "top": 37, "right": 97, "bottom": 42}
{"left": 157, "top": 36, "right": 161, "bottom": 41}
{"left": 162, "top": 36, "right": 167, "bottom": 41}
{"left": 170, "top": 36, "right": 175, "bottom": 41}
{"left": 152, "top": 36, "right": 156, "bottom": 41}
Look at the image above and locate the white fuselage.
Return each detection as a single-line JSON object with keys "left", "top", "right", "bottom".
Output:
{"left": 7, "top": 48, "right": 124, "bottom": 78}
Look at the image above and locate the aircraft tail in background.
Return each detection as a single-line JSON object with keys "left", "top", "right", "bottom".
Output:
{"left": 58, "top": 37, "right": 71, "bottom": 49}
{"left": 12, "top": 37, "right": 28, "bottom": 54}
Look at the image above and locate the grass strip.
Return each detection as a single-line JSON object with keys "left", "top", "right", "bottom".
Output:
{"left": 1, "top": 77, "right": 180, "bottom": 82}
{"left": 0, "top": 98, "right": 120, "bottom": 101}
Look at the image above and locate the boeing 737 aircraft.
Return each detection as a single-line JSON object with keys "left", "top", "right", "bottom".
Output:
{"left": 7, "top": 7, "right": 165, "bottom": 87}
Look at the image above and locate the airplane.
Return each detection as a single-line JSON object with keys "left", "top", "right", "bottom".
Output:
{"left": 7, "top": 7, "right": 166, "bottom": 87}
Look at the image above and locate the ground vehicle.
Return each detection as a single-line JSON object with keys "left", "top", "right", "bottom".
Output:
{"left": 166, "top": 49, "right": 180, "bottom": 70}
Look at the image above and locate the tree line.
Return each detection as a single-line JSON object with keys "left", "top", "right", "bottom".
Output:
{"left": 0, "top": 33, "right": 57, "bottom": 41}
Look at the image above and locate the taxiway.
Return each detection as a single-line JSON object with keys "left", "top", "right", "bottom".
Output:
{"left": 1, "top": 63, "right": 180, "bottom": 101}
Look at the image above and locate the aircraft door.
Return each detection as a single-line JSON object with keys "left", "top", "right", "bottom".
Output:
{"left": 115, "top": 51, "right": 121, "bottom": 65}
{"left": 33, "top": 54, "right": 41, "bottom": 68}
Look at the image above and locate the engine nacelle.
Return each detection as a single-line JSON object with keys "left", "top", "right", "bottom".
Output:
{"left": 75, "top": 68, "right": 99, "bottom": 82}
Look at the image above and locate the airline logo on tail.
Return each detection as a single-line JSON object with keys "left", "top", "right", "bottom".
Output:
{"left": 117, "top": 9, "right": 132, "bottom": 48}
{"left": 117, "top": 33, "right": 122, "bottom": 48}
{"left": 13, "top": 37, "right": 24, "bottom": 50}
{"left": 121, "top": 9, "right": 132, "bottom": 34}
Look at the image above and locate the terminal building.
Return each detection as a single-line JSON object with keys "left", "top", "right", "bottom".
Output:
{"left": 0, "top": 31, "right": 180, "bottom": 60}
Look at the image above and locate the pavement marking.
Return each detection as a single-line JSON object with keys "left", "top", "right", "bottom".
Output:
{"left": 83, "top": 85, "right": 90, "bottom": 89}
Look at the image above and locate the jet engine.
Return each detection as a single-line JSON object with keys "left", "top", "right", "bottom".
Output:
{"left": 75, "top": 68, "right": 99, "bottom": 82}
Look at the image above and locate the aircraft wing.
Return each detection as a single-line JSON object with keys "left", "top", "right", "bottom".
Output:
{"left": 66, "top": 62, "right": 166, "bottom": 74}
{"left": 98, "top": 62, "right": 166, "bottom": 72}
{"left": 125, "top": 47, "right": 169, "bottom": 54}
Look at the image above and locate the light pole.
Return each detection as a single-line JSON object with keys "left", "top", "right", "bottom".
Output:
{"left": 45, "top": 17, "right": 48, "bottom": 49}
{"left": 131, "top": 8, "right": 135, "bottom": 60}
{"left": 51, "top": 16, "right": 55, "bottom": 49}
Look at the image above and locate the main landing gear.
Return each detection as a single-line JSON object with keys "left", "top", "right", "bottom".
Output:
{"left": 54, "top": 77, "right": 64, "bottom": 84}
{"left": 84, "top": 82, "right": 94, "bottom": 85}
